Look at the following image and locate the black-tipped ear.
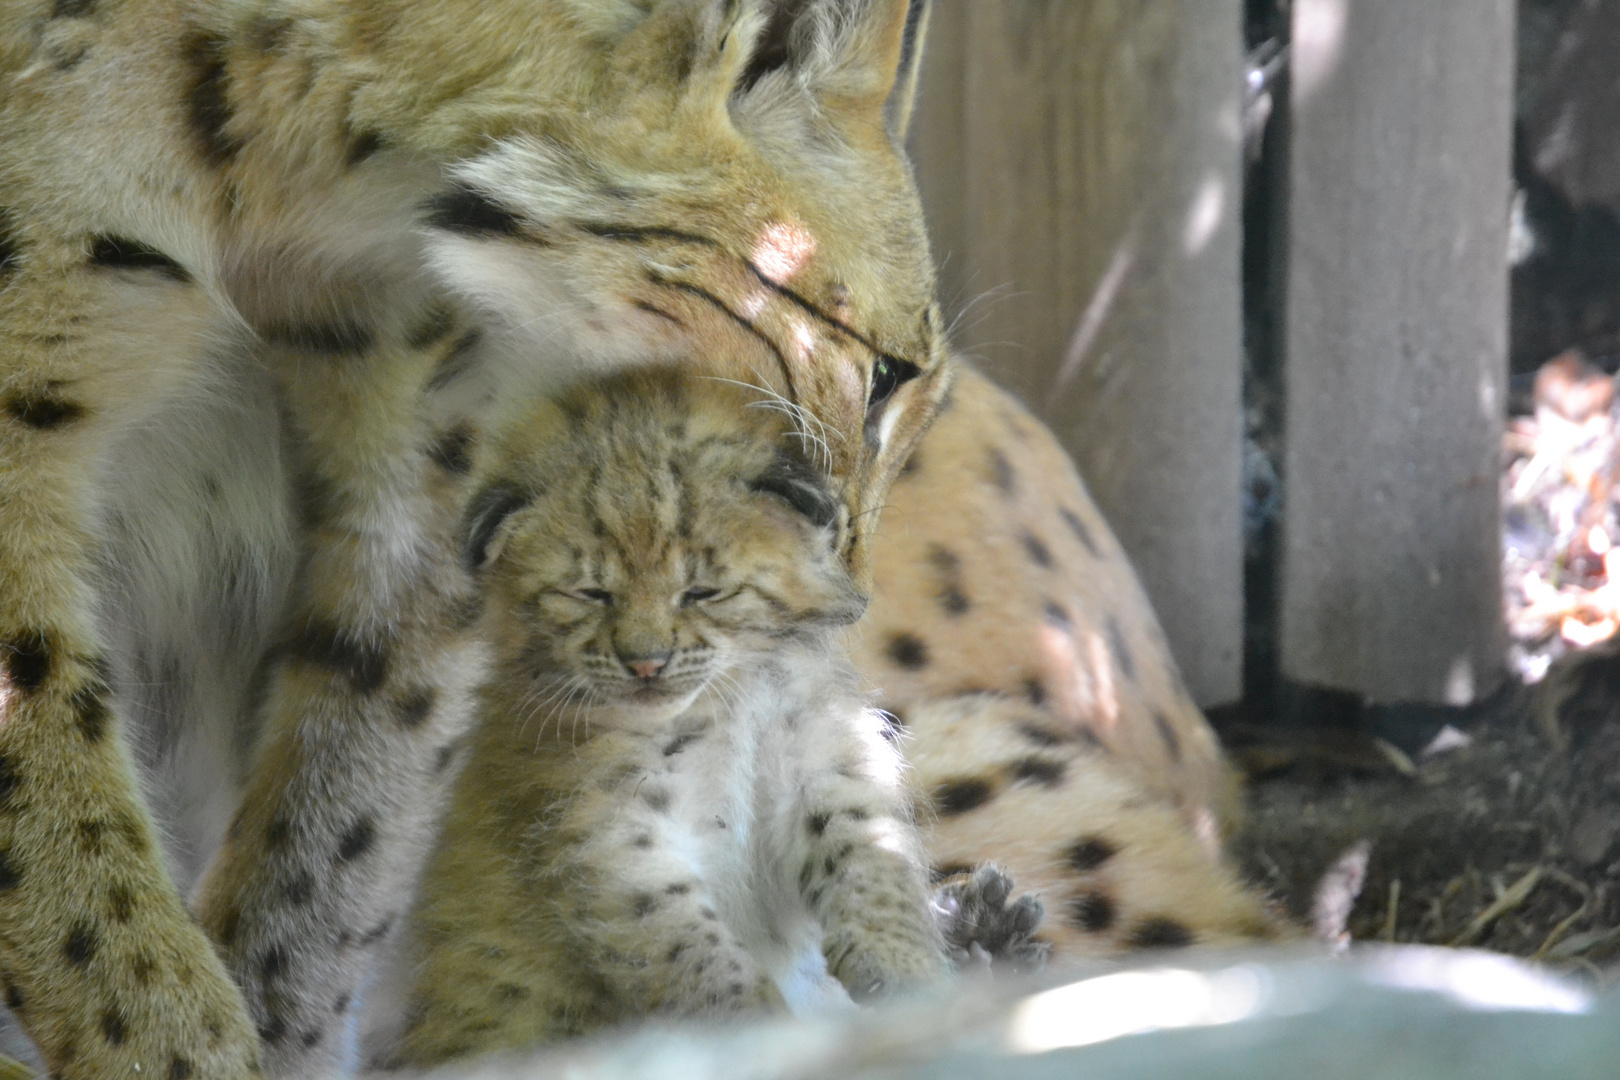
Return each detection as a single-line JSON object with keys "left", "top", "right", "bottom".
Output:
{"left": 750, "top": 453, "right": 839, "bottom": 529}
{"left": 740, "top": 0, "right": 925, "bottom": 122}
{"left": 463, "top": 483, "right": 532, "bottom": 573}
{"left": 885, "top": 0, "right": 929, "bottom": 139}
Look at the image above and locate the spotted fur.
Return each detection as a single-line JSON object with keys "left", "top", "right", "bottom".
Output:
{"left": 0, "top": 1, "right": 946, "bottom": 1076}
{"left": 847, "top": 364, "right": 1287, "bottom": 961}
{"left": 387, "top": 371, "right": 945, "bottom": 1067}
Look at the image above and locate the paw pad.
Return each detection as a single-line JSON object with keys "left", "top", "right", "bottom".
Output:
{"left": 933, "top": 864, "right": 1050, "bottom": 975}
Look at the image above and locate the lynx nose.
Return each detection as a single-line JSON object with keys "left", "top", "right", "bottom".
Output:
{"left": 623, "top": 652, "right": 671, "bottom": 681}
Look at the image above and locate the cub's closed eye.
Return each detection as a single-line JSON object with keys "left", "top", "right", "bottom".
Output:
{"left": 681, "top": 587, "right": 721, "bottom": 606}
{"left": 575, "top": 589, "right": 615, "bottom": 605}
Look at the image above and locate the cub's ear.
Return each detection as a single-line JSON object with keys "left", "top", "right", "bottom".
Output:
{"left": 742, "top": 0, "right": 931, "bottom": 136}
{"left": 463, "top": 483, "right": 533, "bottom": 573}
{"left": 749, "top": 452, "right": 840, "bottom": 530}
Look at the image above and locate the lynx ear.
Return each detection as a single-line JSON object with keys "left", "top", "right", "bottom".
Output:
{"left": 749, "top": 452, "right": 840, "bottom": 530}
{"left": 742, "top": 0, "right": 931, "bottom": 135}
{"left": 884, "top": 0, "right": 929, "bottom": 139}
{"left": 462, "top": 483, "right": 533, "bottom": 573}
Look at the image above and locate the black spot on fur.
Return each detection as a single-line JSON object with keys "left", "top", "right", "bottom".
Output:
{"left": 633, "top": 894, "right": 658, "bottom": 917}
{"left": 1065, "top": 837, "right": 1119, "bottom": 873}
{"left": 1128, "top": 917, "right": 1194, "bottom": 950}
{"left": 89, "top": 236, "right": 191, "bottom": 282}
{"left": 284, "top": 621, "right": 390, "bottom": 694}
{"left": 260, "top": 945, "right": 287, "bottom": 981}
{"left": 5, "top": 388, "right": 85, "bottom": 429}
{"left": 662, "top": 732, "right": 702, "bottom": 756}
{"left": 300, "top": 1028, "right": 323, "bottom": 1049}
{"left": 632, "top": 834, "right": 654, "bottom": 849}
{"left": 169, "top": 1057, "right": 195, "bottom": 1080}
{"left": 2, "top": 980, "right": 20, "bottom": 1011}
{"left": 0, "top": 756, "right": 18, "bottom": 805}
{"left": 1017, "top": 722, "right": 1063, "bottom": 747}
{"left": 258, "top": 1015, "right": 287, "bottom": 1044}
{"left": 71, "top": 682, "right": 110, "bottom": 743}
{"left": 0, "top": 851, "right": 19, "bottom": 891}
{"left": 260, "top": 319, "right": 375, "bottom": 355}
{"left": 52, "top": 0, "right": 94, "bottom": 17}
{"left": 427, "top": 425, "right": 474, "bottom": 475}
{"left": 0, "top": 632, "right": 53, "bottom": 693}
{"left": 285, "top": 872, "right": 314, "bottom": 905}
{"left": 665, "top": 882, "right": 691, "bottom": 895}
{"left": 434, "top": 742, "right": 458, "bottom": 774}
{"left": 424, "top": 184, "right": 526, "bottom": 238}
{"left": 101, "top": 1007, "right": 127, "bottom": 1045}
{"left": 988, "top": 447, "right": 1016, "bottom": 495}
{"left": 642, "top": 787, "right": 672, "bottom": 812}
{"left": 1107, "top": 616, "right": 1136, "bottom": 680}
{"left": 885, "top": 632, "right": 929, "bottom": 670}
{"left": 181, "top": 33, "right": 242, "bottom": 166}
{"left": 1022, "top": 677, "right": 1046, "bottom": 706}
{"left": 463, "top": 483, "right": 533, "bottom": 573}
{"left": 332, "top": 993, "right": 351, "bottom": 1014}
{"left": 336, "top": 816, "right": 376, "bottom": 862}
{"left": 1022, "top": 531, "right": 1053, "bottom": 568}
{"left": 1042, "top": 600, "right": 1072, "bottom": 628}
{"left": 1068, "top": 892, "right": 1116, "bottom": 933}
{"left": 933, "top": 777, "right": 995, "bottom": 816}
{"left": 807, "top": 812, "right": 830, "bottom": 836}
{"left": 345, "top": 129, "right": 384, "bottom": 167}
{"left": 1060, "top": 506, "right": 1102, "bottom": 555}
{"left": 361, "top": 917, "right": 393, "bottom": 945}
{"left": 1153, "top": 711, "right": 1183, "bottom": 763}
{"left": 107, "top": 884, "right": 135, "bottom": 923}
{"left": 396, "top": 687, "right": 435, "bottom": 729}
{"left": 63, "top": 923, "right": 98, "bottom": 967}
{"left": 1010, "top": 757, "right": 1066, "bottom": 787}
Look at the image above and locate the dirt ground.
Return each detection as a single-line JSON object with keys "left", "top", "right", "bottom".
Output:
{"left": 1228, "top": 655, "right": 1620, "bottom": 983}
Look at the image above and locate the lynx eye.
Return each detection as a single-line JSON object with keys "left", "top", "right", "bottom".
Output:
{"left": 868, "top": 355, "right": 922, "bottom": 411}
{"left": 575, "top": 588, "right": 615, "bottom": 605}
{"left": 680, "top": 587, "right": 721, "bottom": 607}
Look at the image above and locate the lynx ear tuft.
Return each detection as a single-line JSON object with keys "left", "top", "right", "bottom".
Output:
{"left": 463, "top": 483, "right": 533, "bottom": 573}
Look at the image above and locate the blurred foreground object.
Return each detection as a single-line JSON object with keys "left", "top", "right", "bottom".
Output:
{"left": 394, "top": 947, "right": 1613, "bottom": 1080}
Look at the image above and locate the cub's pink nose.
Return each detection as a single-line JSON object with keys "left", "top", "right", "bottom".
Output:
{"left": 624, "top": 654, "right": 670, "bottom": 681}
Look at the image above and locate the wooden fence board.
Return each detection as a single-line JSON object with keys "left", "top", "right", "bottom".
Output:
{"left": 911, "top": 0, "right": 1247, "bottom": 707}
{"left": 1280, "top": 0, "right": 1513, "bottom": 703}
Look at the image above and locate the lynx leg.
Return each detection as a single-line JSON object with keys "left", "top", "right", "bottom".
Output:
{"left": 0, "top": 228, "right": 261, "bottom": 1078}
{"left": 192, "top": 312, "right": 487, "bottom": 1078}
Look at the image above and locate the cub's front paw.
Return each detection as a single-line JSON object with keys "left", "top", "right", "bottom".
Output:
{"left": 933, "top": 864, "right": 1049, "bottom": 975}
{"left": 824, "top": 931, "right": 948, "bottom": 1003}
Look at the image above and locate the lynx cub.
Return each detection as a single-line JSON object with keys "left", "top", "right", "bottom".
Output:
{"left": 392, "top": 370, "right": 949, "bottom": 1065}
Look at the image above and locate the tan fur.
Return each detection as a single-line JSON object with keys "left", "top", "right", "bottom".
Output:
{"left": 0, "top": 1, "right": 946, "bottom": 1075}
{"left": 847, "top": 364, "right": 1284, "bottom": 958}
{"left": 392, "top": 371, "right": 943, "bottom": 1067}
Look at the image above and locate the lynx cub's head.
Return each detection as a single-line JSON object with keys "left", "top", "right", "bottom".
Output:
{"left": 464, "top": 369, "right": 867, "bottom": 726}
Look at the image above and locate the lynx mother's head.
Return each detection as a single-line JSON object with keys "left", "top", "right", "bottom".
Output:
{"left": 392, "top": 0, "right": 953, "bottom": 590}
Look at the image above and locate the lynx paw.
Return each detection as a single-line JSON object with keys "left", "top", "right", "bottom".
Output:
{"left": 933, "top": 864, "right": 1049, "bottom": 975}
